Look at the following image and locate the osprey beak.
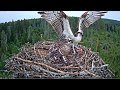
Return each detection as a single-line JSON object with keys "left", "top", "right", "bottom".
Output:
{"left": 77, "top": 32, "right": 83, "bottom": 36}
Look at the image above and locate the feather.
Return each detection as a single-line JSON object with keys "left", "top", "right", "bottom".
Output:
{"left": 78, "top": 11, "right": 107, "bottom": 31}
{"left": 38, "top": 11, "right": 71, "bottom": 38}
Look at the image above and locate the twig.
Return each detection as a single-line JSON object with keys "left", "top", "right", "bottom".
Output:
{"left": 15, "top": 57, "right": 65, "bottom": 73}
{"left": 37, "top": 49, "right": 41, "bottom": 56}
{"left": 14, "top": 57, "right": 80, "bottom": 75}
{"left": 60, "top": 65, "right": 79, "bottom": 69}
{"left": 33, "top": 43, "right": 37, "bottom": 56}
{"left": 6, "top": 41, "right": 113, "bottom": 78}
{"left": 84, "top": 70, "right": 100, "bottom": 77}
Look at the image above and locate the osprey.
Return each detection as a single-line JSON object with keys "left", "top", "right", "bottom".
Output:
{"left": 38, "top": 11, "right": 107, "bottom": 54}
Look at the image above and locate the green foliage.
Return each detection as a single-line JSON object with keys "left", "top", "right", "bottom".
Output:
{"left": 1, "top": 30, "right": 7, "bottom": 53}
{"left": 0, "top": 17, "right": 120, "bottom": 78}
{"left": 82, "top": 27, "right": 120, "bottom": 78}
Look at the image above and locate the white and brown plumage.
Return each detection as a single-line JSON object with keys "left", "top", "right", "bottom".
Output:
{"left": 38, "top": 11, "right": 107, "bottom": 54}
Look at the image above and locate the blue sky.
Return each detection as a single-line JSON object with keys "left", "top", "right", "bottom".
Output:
{"left": 0, "top": 11, "right": 120, "bottom": 23}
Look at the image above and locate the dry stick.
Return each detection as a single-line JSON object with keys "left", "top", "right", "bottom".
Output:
{"left": 31, "top": 65, "right": 65, "bottom": 75}
{"left": 60, "top": 67, "right": 79, "bottom": 69}
{"left": 83, "top": 51, "right": 102, "bottom": 77}
{"left": 33, "top": 65, "right": 79, "bottom": 76}
{"left": 86, "top": 51, "right": 94, "bottom": 63}
{"left": 37, "top": 49, "right": 46, "bottom": 59}
{"left": 37, "top": 49, "right": 44, "bottom": 58}
{"left": 15, "top": 57, "right": 65, "bottom": 73}
{"left": 60, "top": 64, "right": 79, "bottom": 69}
{"left": 58, "top": 49, "right": 67, "bottom": 63}
{"left": 23, "top": 47, "right": 32, "bottom": 59}
{"left": 14, "top": 57, "right": 80, "bottom": 75}
{"left": 81, "top": 50, "right": 98, "bottom": 77}
{"left": 84, "top": 51, "right": 93, "bottom": 68}
{"left": 38, "top": 49, "right": 41, "bottom": 56}
{"left": 92, "top": 54, "right": 113, "bottom": 75}
{"left": 74, "top": 50, "right": 85, "bottom": 67}
{"left": 59, "top": 64, "right": 73, "bottom": 68}
{"left": 80, "top": 50, "right": 87, "bottom": 62}
{"left": 82, "top": 50, "right": 87, "bottom": 61}
{"left": 84, "top": 70, "right": 100, "bottom": 77}
{"left": 33, "top": 43, "right": 37, "bottom": 56}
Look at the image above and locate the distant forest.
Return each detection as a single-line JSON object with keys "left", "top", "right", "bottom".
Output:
{"left": 0, "top": 17, "right": 120, "bottom": 78}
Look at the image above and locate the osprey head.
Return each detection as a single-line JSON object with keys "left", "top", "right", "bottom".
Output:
{"left": 77, "top": 28, "right": 83, "bottom": 36}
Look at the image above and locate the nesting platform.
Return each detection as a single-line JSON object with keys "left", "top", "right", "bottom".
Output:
{"left": 5, "top": 41, "right": 113, "bottom": 79}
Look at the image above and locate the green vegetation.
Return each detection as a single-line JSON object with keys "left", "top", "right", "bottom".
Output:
{"left": 0, "top": 17, "right": 120, "bottom": 78}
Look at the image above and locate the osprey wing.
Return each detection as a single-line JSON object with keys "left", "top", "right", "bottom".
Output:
{"left": 78, "top": 11, "right": 107, "bottom": 30}
{"left": 38, "top": 11, "right": 69, "bottom": 37}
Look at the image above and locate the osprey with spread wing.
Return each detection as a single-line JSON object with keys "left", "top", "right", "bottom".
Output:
{"left": 38, "top": 11, "right": 107, "bottom": 54}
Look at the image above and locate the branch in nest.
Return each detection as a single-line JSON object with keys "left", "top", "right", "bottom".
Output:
{"left": 14, "top": 57, "right": 65, "bottom": 73}
{"left": 84, "top": 70, "right": 100, "bottom": 77}
{"left": 60, "top": 64, "right": 79, "bottom": 69}
{"left": 14, "top": 57, "right": 80, "bottom": 75}
{"left": 33, "top": 43, "right": 37, "bottom": 56}
{"left": 6, "top": 41, "right": 113, "bottom": 79}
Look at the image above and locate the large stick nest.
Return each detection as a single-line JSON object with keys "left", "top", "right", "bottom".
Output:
{"left": 5, "top": 41, "right": 113, "bottom": 79}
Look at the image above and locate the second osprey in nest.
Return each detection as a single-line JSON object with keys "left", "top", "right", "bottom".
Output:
{"left": 38, "top": 11, "right": 107, "bottom": 54}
